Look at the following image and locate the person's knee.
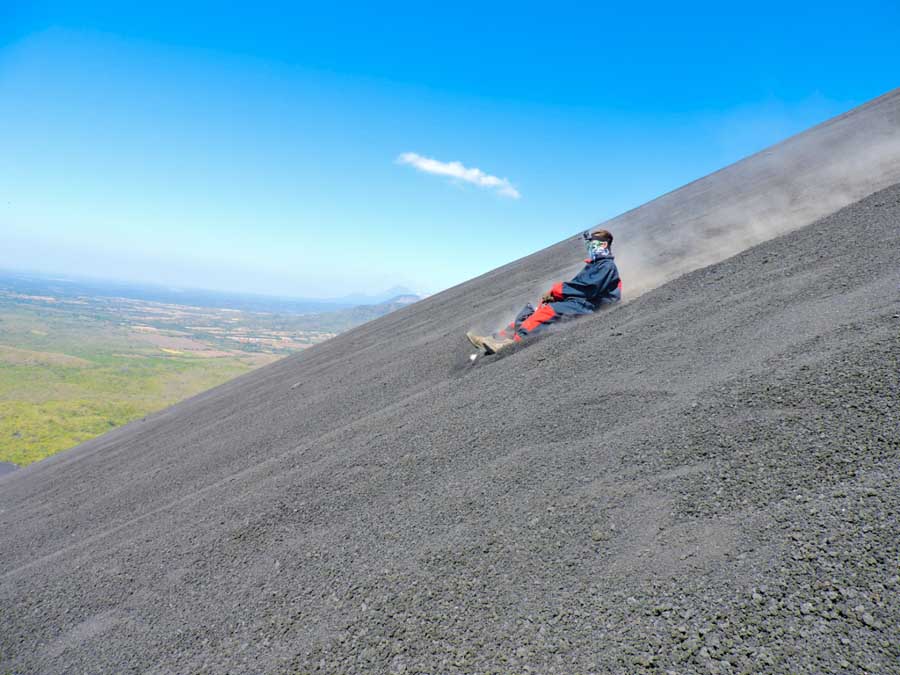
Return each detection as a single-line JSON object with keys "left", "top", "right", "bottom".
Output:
{"left": 519, "top": 303, "right": 558, "bottom": 335}
{"left": 515, "top": 303, "right": 536, "bottom": 324}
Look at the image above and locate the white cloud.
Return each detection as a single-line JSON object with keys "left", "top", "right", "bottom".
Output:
{"left": 397, "top": 152, "right": 521, "bottom": 199}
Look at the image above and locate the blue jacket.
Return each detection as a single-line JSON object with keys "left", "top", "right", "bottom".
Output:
{"left": 548, "top": 254, "right": 621, "bottom": 310}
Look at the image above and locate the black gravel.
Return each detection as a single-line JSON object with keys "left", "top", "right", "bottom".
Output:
{"left": 2, "top": 99, "right": 900, "bottom": 675}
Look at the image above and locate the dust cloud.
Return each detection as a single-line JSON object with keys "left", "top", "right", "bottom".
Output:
{"left": 611, "top": 96, "right": 900, "bottom": 299}
{"left": 472, "top": 89, "right": 900, "bottom": 335}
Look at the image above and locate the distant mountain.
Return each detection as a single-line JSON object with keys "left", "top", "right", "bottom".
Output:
{"left": 331, "top": 286, "right": 419, "bottom": 305}
{"left": 283, "top": 294, "right": 422, "bottom": 332}
{"left": 0, "top": 270, "right": 418, "bottom": 315}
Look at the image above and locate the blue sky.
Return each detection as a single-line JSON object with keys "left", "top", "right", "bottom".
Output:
{"left": 2, "top": 2, "right": 898, "bottom": 298}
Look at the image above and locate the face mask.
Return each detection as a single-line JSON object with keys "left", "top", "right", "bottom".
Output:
{"left": 584, "top": 238, "right": 610, "bottom": 261}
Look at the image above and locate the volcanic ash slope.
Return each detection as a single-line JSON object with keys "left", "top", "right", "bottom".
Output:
{"left": 1, "top": 182, "right": 899, "bottom": 673}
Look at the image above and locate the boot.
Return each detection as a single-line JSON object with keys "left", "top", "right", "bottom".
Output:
{"left": 466, "top": 331, "right": 487, "bottom": 350}
{"left": 479, "top": 334, "right": 515, "bottom": 354}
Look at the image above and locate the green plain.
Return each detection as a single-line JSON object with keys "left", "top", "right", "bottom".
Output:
{"left": 0, "top": 306, "right": 267, "bottom": 467}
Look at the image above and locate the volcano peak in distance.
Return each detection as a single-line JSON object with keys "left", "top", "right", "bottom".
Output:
{"left": 1, "top": 90, "right": 899, "bottom": 674}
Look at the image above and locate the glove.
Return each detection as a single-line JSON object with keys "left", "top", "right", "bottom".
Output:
{"left": 540, "top": 291, "right": 555, "bottom": 304}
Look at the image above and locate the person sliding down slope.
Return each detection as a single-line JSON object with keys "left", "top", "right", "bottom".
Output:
{"left": 467, "top": 228, "right": 622, "bottom": 354}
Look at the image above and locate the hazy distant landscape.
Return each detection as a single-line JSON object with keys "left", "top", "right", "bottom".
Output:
{"left": 0, "top": 270, "right": 418, "bottom": 467}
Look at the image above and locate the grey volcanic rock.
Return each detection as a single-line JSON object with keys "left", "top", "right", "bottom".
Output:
{"left": 2, "top": 92, "right": 900, "bottom": 675}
